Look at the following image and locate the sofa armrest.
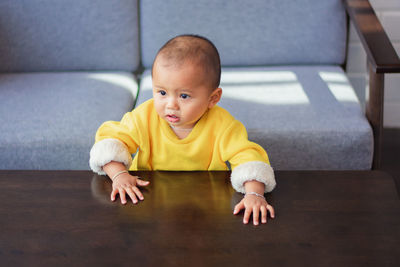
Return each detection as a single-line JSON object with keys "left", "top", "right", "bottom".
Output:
{"left": 345, "top": 0, "right": 400, "bottom": 169}
{"left": 345, "top": 0, "right": 400, "bottom": 73}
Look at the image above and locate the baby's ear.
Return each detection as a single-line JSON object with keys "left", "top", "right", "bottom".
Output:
{"left": 208, "top": 87, "right": 222, "bottom": 108}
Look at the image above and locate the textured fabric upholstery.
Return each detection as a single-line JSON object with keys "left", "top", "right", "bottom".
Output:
{"left": 136, "top": 66, "right": 373, "bottom": 170}
{"left": 0, "top": 0, "right": 374, "bottom": 171}
{"left": 140, "top": 0, "right": 347, "bottom": 68}
{"left": 0, "top": 0, "right": 139, "bottom": 72}
{"left": 0, "top": 72, "right": 138, "bottom": 170}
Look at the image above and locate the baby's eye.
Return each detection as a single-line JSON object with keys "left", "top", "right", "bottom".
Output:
{"left": 180, "top": 94, "right": 190, "bottom": 99}
{"left": 159, "top": 90, "right": 166, "bottom": 96}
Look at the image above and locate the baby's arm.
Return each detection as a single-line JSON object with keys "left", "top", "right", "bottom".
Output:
{"left": 103, "top": 161, "right": 150, "bottom": 204}
{"left": 230, "top": 161, "right": 276, "bottom": 226}
{"left": 233, "top": 180, "right": 275, "bottom": 225}
{"left": 89, "top": 111, "right": 146, "bottom": 204}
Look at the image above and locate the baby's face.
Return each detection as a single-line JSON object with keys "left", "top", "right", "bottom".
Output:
{"left": 152, "top": 58, "right": 218, "bottom": 130}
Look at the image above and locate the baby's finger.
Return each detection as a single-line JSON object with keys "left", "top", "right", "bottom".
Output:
{"left": 119, "top": 188, "right": 128, "bottom": 204}
{"left": 136, "top": 178, "right": 150, "bottom": 187}
{"left": 125, "top": 187, "right": 138, "bottom": 204}
{"left": 243, "top": 207, "right": 252, "bottom": 224}
{"left": 267, "top": 205, "right": 275, "bottom": 218}
{"left": 253, "top": 206, "right": 260, "bottom": 225}
{"left": 110, "top": 188, "right": 119, "bottom": 201}
{"left": 260, "top": 205, "right": 267, "bottom": 223}
{"left": 233, "top": 199, "right": 245, "bottom": 214}
{"left": 132, "top": 186, "right": 144, "bottom": 201}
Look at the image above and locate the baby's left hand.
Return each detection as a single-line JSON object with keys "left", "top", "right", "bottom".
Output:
{"left": 233, "top": 194, "right": 275, "bottom": 225}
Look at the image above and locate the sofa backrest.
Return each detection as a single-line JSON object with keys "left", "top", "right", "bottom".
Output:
{"left": 140, "top": 0, "right": 347, "bottom": 68}
{"left": 0, "top": 0, "right": 139, "bottom": 72}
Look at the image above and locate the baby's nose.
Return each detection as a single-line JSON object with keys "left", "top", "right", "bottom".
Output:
{"left": 166, "top": 97, "right": 179, "bottom": 110}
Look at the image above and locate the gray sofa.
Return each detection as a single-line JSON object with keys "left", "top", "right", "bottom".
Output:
{"left": 1, "top": 0, "right": 399, "bottom": 170}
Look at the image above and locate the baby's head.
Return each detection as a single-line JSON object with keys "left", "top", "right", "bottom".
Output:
{"left": 152, "top": 35, "right": 222, "bottom": 131}
{"left": 152, "top": 34, "right": 221, "bottom": 90}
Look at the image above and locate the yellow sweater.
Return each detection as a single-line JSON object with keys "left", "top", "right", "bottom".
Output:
{"left": 94, "top": 99, "right": 270, "bottom": 171}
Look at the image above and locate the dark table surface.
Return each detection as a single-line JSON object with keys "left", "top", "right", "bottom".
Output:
{"left": 0, "top": 170, "right": 399, "bottom": 267}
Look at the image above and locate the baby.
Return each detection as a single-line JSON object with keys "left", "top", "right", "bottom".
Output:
{"left": 89, "top": 34, "right": 276, "bottom": 225}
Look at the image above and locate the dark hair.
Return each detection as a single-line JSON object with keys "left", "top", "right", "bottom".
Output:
{"left": 152, "top": 34, "right": 221, "bottom": 89}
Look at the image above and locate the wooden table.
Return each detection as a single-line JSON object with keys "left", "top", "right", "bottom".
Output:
{"left": 0, "top": 170, "right": 399, "bottom": 266}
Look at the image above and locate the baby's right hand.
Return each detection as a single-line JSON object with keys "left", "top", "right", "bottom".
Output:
{"left": 111, "top": 174, "right": 150, "bottom": 204}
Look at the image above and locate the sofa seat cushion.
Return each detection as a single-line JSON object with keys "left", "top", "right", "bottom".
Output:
{"left": 0, "top": 72, "right": 138, "bottom": 170}
{"left": 137, "top": 66, "right": 373, "bottom": 170}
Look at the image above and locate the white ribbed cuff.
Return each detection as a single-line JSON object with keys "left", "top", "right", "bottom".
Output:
{"left": 89, "top": 138, "right": 132, "bottom": 175}
{"left": 230, "top": 161, "right": 276, "bottom": 194}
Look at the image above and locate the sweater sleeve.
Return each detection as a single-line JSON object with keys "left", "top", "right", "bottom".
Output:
{"left": 89, "top": 111, "right": 140, "bottom": 175}
{"left": 219, "top": 120, "right": 276, "bottom": 194}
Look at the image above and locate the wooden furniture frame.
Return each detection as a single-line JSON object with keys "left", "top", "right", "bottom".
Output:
{"left": 345, "top": 0, "right": 400, "bottom": 169}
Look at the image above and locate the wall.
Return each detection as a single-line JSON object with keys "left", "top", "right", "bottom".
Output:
{"left": 346, "top": 0, "right": 400, "bottom": 127}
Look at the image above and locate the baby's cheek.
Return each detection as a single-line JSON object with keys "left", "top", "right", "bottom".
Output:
{"left": 153, "top": 100, "right": 164, "bottom": 115}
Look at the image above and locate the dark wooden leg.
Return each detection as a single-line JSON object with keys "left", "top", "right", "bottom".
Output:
{"left": 366, "top": 62, "right": 384, "bottom": 169}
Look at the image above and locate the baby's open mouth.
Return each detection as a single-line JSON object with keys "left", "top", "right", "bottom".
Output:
{"left": 166, "top": 114, "right": 180, "bottom": 123}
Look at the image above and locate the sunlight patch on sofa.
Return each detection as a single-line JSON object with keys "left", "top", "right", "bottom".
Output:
{"left": 89, "top": 73, "right": 138, "bottom": 94}
{"left": 140, "top": 74, "right": 153, "bottom": 90}
{"left": 319, "top": 71, "right": 359, "bottom": 103}
{"left": 221, "top": 71, "right": 298, "bottom": 83}
{"left": 220, "top": 71, "right": 309, "bottom": 105}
